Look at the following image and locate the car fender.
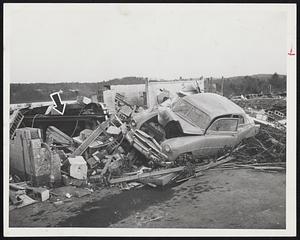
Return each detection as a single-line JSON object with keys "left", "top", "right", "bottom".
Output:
{"left": 161, "top": 135, "right": 207, "bottom": 161}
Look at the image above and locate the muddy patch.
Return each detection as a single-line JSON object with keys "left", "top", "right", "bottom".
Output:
{"left": 56, "top": 186, "right": 175, "bottom": 227}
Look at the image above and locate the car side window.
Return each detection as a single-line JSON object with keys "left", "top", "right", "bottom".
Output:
{"left": 238, "top": 115, "right": 244, "bottom": 124}
{"left": 207, "top": 118, "right": 238, "bottom": 132}
{"left": 233, "top": 115, "right": 245, "bottom": 125}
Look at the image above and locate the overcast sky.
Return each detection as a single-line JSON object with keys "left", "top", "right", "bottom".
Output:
{"left": 5, "top": 4, "right": 288, "bottom": 83}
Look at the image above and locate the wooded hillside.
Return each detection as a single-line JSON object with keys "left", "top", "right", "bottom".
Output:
{"left": 10, "top": 74, "right": 286, "bottom": 104}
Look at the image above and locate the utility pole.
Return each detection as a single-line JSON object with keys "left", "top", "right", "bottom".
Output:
{"left": 221, "top": 76, "right": 224, "bottom": 96}
{"left": 145, "top": 78, "right": 150, "bottom": 108}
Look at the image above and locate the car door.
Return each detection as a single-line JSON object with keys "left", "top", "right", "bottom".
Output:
{"left": 193, "top": 118, "right": 239, "bottom": 158}
{"left": 235, "top": 114, "right": 257, "bottom": 141}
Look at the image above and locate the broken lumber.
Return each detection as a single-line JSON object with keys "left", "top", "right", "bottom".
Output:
{"left": 89, "top": 156, "right": 114, "bottom": 183}
{"left": 253, "top": 166, "right": 285, "bottom": 171}
{"left": 100, "top": 156, "right": 113, "bottom": 177}
{"left": 109, "top": 166, "right": 185, "bottom": 184}
{"left": 110, "top": 156, "right": 235, "bottom": 184}
{"left": 250, "top": 162, "right": 286, "bottom": 166}
{"left": 46, "top": 126, "right": 74, "bottom": 146}
{"left": 139, "top": 172, "right": 178, "bottom": 186}
{"left": 10, "top": 183, "right": 27, "bottom": 191}
{"left": 237, "top": 165, "right": 285, "bottom": 171}
{"left": 70, "top": 120, "right": 109, "bottom": 157}
{"left": 195, "top": 156, "right": 235, "bottom": 173}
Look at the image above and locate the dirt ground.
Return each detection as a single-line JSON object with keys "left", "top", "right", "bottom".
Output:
{"left": 9, "top": 168, "right": 285, "bottom": 229}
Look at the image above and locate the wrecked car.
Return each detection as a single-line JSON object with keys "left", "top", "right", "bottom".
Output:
{"left": 131, "top": 93, "right": 260, "bottom": 162}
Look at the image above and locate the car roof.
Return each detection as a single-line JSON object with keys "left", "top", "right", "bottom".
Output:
{"left": 183, "top": 93, "right": 245, "bottom": 119}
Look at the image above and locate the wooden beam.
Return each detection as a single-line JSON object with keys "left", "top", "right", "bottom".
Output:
{"left": 109, "top": 166, "right": 185, "bottom": 184}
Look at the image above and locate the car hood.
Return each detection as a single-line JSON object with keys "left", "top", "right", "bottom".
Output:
{"left": 157, "top": 107, "right": 204, "bottom": 135}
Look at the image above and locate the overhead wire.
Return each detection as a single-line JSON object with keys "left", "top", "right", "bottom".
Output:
{"left": 31, "top": 114, "right": 44, "bottom": 128}
{"left": 70, "top": 104, "right": 88, "bottom": 137}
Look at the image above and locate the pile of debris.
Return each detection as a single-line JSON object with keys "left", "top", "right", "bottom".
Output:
{"left": 45, "top": 112, "right": 203, "bottom": 189}
{"left": 9, "top": 105, "right": 235, "bottom": 208}
{"left": 204, "top": 128, "right": 286, "bottom": 173}
{"left": 232, "top": 97, "right": 286, "bottom": 110}
{"left": 233, "top": 98, "right": 287, "bottom": 131}
{"left": 9, "top": 178, "right": 93, "bottom": 210}
{"left": 9, "top": 94, "right": 286, "bottom": 209}
{"left": 232, "top": 124, "right": 286, "bottom": 163}
{"left": 220, "top": 123, "right": 286, "bottom": 172}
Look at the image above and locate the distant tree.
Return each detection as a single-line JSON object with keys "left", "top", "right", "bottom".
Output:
{"left": 268, "top": 72, "right": 286, "bottom": 92}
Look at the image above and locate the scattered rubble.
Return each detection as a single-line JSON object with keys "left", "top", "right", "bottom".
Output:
{"left": 9, "top": 92, "right": 286, "bottom": 210}
{"left": 233, "top": 97, "right": 286, "bottom": 131}
{"left": 231, "top": 124, "right": 286, "bottom": 164}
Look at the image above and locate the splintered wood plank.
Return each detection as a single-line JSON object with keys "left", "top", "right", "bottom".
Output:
{"left": 70, "top": 120, "right": 109, "bottom": 157}
{"left": 109, "top": 166, "right": 185, "bottom": 184}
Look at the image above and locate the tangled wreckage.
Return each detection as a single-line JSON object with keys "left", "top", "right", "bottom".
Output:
{"left": 9, "top": 91, "right": 286, "bottom": 209}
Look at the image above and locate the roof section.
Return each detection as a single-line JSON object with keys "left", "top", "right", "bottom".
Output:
{"left": 183, "top": 93, "right": 245, "bottom": 119}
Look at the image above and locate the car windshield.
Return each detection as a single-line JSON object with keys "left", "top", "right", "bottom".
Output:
{"left": 172, "top": 98, "right": 210, "bottom": 129}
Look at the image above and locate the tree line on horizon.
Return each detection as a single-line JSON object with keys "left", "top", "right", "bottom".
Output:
{"left": 10, "top": 73, "right": 286, "bottom": 104}
{"left": 218, "top": 73, "right": 286, "bottom": 97}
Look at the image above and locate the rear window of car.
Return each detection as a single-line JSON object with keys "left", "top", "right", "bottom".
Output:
{"left": 172, "top": 98, "right": 190, "bottom": 115}
{"left": 173, "top": 99, "right": 210, "bottom": 129}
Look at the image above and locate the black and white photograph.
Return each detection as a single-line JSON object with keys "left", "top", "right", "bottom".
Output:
{"left": 3, "top": 3, "right": 296, "bottom": 237}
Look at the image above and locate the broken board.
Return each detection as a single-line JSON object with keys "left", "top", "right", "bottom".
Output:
{"left": 139, "top": 172, "right": 178, "bottom": 186}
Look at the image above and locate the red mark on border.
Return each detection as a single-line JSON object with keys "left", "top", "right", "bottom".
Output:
{"left": 288, "top": 48, "right": 295, "bottom": 56}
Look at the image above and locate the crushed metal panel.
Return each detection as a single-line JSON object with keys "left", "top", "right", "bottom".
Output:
{"left": 126, "top": 129, "right": 168, "bottom": 163}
